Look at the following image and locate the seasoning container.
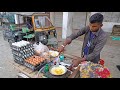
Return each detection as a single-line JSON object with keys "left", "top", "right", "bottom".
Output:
{"left": 59, "top": 54, "right": 64, "bottom": 62}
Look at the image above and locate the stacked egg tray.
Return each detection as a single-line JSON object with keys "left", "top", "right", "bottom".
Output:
{"left": 11, "top": 43, "right": 35, "bottom": 65}
{"left": 24, "top": 55, "right": 47, "bottom": 71}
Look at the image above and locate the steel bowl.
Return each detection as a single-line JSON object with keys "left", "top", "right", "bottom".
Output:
{"left": 49, "top": 65, "right": 67, "bottom": 76}
{"left": 49, "top": 50, "right": 59, "bottom": 57}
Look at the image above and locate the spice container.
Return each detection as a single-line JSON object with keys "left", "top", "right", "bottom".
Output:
{"left": 59, "top": 54, "right": 64, "bottom": 62}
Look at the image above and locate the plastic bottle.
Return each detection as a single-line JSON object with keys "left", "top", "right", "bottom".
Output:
{"left": 44, "top": 64, "right": 49, "bottom": 73}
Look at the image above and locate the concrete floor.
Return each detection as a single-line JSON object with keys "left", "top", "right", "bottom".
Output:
{"left": 0, "top": 27, "right": 120, "bottom": 78}
{"left": 0, "top": 29, "right": 19, "bottom": 78}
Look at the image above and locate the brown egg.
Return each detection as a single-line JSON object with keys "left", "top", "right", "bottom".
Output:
{"left": 37, "top": 59, "right": 40, "bottom": 62}
{"left": 30, "top": 61, "right": 32, "bottom": 64}
{"left": 30, "top": 62, "right": 32, "bottom": 64}
{"left": 32, "top": 62, "right": 34, "bottom": 65}
{"left": 34, "top": 61, "right": 36, "bottom": 64}
{"left": 32, "top": 62, "right": 35, "bottom": 66}
{"left": 37, "top": 60, "right": 40, "bottom": 62}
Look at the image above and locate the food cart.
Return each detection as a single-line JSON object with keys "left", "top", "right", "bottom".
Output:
{"left": 10, "top": 53, "right": 80, "bottom": 78}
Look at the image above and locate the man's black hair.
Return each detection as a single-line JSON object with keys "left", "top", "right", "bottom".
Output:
{"left": 89, "top": 13, "right": 104, "bottom": 24}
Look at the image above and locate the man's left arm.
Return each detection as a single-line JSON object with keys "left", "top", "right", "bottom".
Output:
{"left": 85, "top": 33, "right": 108, "bottom": 61}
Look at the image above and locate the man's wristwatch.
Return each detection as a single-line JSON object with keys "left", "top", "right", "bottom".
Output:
{"left": 61, "top": 45, "right": 65, "bottom": 48}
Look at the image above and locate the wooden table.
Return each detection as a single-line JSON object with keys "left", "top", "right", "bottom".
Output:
{"left": 10, "top": 54, "right": 80, "bottom": 78}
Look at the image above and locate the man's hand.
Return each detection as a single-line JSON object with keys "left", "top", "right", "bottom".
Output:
{"left": 58, "top": 38, "right": 72, "bottom": 53}
{"left": 72, "top": 57, "right": 81, "bottom": 67}
{"left": 58, "top": 45, "right": 65, "bottom": 53}
{"left": 71, "top": 57, "right": 86, "bottom": 67}
{"left": 68, "top": 57, "right": 81, "bottom": 71}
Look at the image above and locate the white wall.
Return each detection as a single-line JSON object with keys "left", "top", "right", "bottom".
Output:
{"left": 73, "top": 12, "right": 86, "bottom": 29}
{"left": 54, "top": 12, "right": 86, "bottom": 29}
{"left": 102, "top": 22, "right": 120, "bottom": 32}
{"left": 54, "top": 12, "right": 63, "bottom": 27}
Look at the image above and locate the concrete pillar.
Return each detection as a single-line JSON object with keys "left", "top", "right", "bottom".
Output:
{"left": 14, "top": 14, "right": 24, "bottom": 24}
{"left": 62, "top": 12, "right": 74, "bottom": 39}
{"left": 14, "top": 14, "right": 19, "bottom": 24}
{"left": 85, "top": 12, "right": 90, "bottom": 26}
{"left": 50, "top": 12, "right": 55, "bottom": 25}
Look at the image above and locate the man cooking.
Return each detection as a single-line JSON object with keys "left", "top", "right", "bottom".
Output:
{"left": 58, "top": 13, "right": 108, "bottom": 68}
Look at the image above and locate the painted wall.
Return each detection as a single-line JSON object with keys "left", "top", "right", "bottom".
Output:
{"left": 102, "top": 22, "right": 120, "bottom": 32}
{"left": 54, "top": 12, "right": 86, "bottom": 29}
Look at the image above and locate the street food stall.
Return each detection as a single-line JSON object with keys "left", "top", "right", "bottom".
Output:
{"left": 9, "top": 40, "right": 111, "bottom": 78}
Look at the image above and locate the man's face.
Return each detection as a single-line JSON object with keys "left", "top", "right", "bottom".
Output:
{"left": 89, "top": 23, "right": 103, "bottom": 32}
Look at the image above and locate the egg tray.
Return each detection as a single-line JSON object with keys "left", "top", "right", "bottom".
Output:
{"left": 11, "top": 44, "right": 33, "bottom": 51}
{"left": 11, "top": 46, "right": 34, "bottom": 54}
{"left": 14, "top": 59, "right": 24, "bottom": 65}
{"left": 12, "top": 50, "right": 35, "bottom": 59}
{"left": 13, "top": 54, "right": 24, "bottom": 64}
{"left": 24, "top": 60, "right": 47, "bottom": 71}
{"left": 12, "top": 53, "right": 35, "bottom": 65}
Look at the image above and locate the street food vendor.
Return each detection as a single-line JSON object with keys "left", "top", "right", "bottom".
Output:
{"left": 58, "top": 13, "right": 108, "bottom": 67}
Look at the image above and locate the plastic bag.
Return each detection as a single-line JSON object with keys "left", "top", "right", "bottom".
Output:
{"left": 33, "top": 42, "right": 49, "bottom": 55}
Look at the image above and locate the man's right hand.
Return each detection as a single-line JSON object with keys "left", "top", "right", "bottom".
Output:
{"left": 58, "top": 38, "right": 72, "bottom": 53}
{"left": 58, "top": 45, "right": 65, "bottom": 53}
